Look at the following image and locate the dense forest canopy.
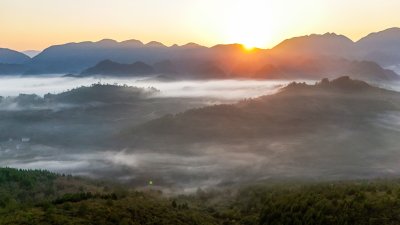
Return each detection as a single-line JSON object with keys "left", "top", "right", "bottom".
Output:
{"left": 2, "top": 168, "right": 400, "bottom": 225}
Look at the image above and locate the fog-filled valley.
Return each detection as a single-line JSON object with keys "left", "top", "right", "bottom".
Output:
{"left": 4, "top": 24, "right": 400, "bottom": 224}
{"left": 7, "top": 0, "right": 400, "bottom": 222}
{"left": 0, "top": 77, "right": 291, "bottom": 189}
{"left": 1, "top": 76, "right": 400, "bottom": 192}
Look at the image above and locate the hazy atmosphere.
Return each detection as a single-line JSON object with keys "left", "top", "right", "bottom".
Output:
{"left": 1, "top": 76, "right": 400, "bottom": 191}
{"left": 3, "top": 0, "right": 400, "bottom": 224}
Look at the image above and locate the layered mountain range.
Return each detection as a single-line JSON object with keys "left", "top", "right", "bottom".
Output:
{"left": 3, "top": 28, "right": 400, "bottom": 80}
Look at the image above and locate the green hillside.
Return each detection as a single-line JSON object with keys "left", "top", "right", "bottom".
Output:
{"left": 2, "top": 168, "right": 400, "bottom": 224}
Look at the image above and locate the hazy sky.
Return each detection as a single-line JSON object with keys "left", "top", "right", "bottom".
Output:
{"left": 2, "top": 0, "right": 400, "bottom": 51}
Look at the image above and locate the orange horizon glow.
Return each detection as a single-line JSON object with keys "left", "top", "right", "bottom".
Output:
{"left": 2, "top": 0, "right": 400, "bottom": 51}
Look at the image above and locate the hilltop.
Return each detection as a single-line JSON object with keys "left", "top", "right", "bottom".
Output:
{"left": 81, "top": 60, "right": 155, "bottom": 76}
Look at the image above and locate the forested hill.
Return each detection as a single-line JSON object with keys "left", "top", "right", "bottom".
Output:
{"left": 127, "top": 76, "right": 400, "bottom": 144}
{"left": 3, "top": 167, "right": 400, "bottom": 224}
{"left": 0, "top": 167, "right": 218, "bottom": 225}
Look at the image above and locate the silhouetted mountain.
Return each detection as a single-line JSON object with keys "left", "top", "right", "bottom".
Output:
{"left": 27, "top": 34, "right": 400, "bottom": 81}
{"left": 80, "top": 60, "right": 155, "bottom": 76}
{"left": 357, "top": 27, "right": 400, "bottom": 67}
{"left": 180, "top": 42, "right": 206, "bottom": 49}
{"left": 270, "top": 28, "right": 400, "bottom": 71}
{"left": 24, "top": 39, "right": 217, "bottom": 74}
{"left": 346, "top": 60, "right": 398, "bottom": 80}
{"left": 271, "top": 33, "right": 355, "bottom": 58}
{"left": 0, "top": 48, "right": 30, "bottom": 64}
{"left": 27, "top": 39, "right": 150, "bottom": 74}
{"left": 0, "top": 63, "right": 27, "bottom": 75}
{"left": 146, "top": 41, "right": 167, "bottom": 47}
{"left": 281, "top": 76, "right": 375, "bottom": 93}
{"left": 43, "top": 83, "right": 158, "bottom": 103}
{"left": 254, "top": 57, "right": 399, "bottom": 80}
{"left": 153, "top": 60, "right": 178, "bottom": 74}
{"left": 119, "top": 39, "right": 144, "bottom": 47}
{"left": 9, "top": 38, "right": 256, "bottom": 75}
{"left": 2, "top": 28, "right": 400, "bottom": 80}
{"left": 184, "top": 61, "right": 227, "bottom": 79}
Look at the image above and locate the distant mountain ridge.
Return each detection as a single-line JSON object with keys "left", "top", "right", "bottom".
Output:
{"left": 0, "top": 48, "right": 31, "bottom": 75}
{"left": 269, "top": 27, "right": 400, "bottom": 69}
{"left": 2, "top": 28, "right": 400, "bottom": 80}
{"left": 0, "top": 48, "right": 30, "bottom": 64}
{"left": 271, "top": 33, "right": 355, "bottom": 58}
{"left": 75, "top": 57, "right": 398, "bottom": 81}
{"left": 81, "top": 60, "right": 155, "bottom": 76}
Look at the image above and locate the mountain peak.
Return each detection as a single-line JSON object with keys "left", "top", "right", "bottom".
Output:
{"left": 0, "top": 48, "right": 31, "bottom": 64}
{"left": 371, "top": 27, "right": 400, "bottom": 35}
{"left": 146, "top": 41, "right": 166, "bottom": 47}
{"left": 272, "top": 33, "right": 354, "bottom": 56}
{"left": 81, "top": 59, "right": 155, "bottom": 76}
{"left": 181, "top": 42, "right": 204, "bottom": 48}
{"left": 96, "top": 39, "right": 118, "bottom": 45}
{"left": 282, "top": 76, "right": 373, "bottom": 94}
{"left": 319, "top": 76, "right": 372, "bottom": 90}
{"left": 120, "top": 39, "right": 144, "bottom": 46}
{"left": 211, "top": 43, "right": 244, "bottom": 50}
{"left": 358, "top": 27, "right": 400, "bottom": 43}
{"left": 282, "top": 32, "right": 353, "bottom": 43}
{"left": 319, "top": 32, "right": 353, "bottom": 41}
{"left": 380, "top": 27, "right": 400, "bottom": 33}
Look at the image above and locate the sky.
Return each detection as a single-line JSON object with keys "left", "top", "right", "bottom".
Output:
{"left": 1, "top": 0, "right": 400, "bottom": 51}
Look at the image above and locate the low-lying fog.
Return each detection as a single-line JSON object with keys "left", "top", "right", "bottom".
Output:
{"left": 1, "top": 75, "right": 400, "bottom": 192}
{"left": 0, "top": 75, "right": 290, "bottom": 100}
{"left": 0, "top": 75, "right": 297, "bottom": 191}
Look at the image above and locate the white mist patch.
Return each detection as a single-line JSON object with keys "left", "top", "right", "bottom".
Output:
{"left": 386, "top": 64, "right": 400, "bottom": 75}
{"left": 142, "top": 79, "right": 289, "bottom": 99}
{"left": 7, "top": 160, "right": 90, "bottom": 172}
{"left": 0, "top": 144, "right": 273, "bottom": 189}
{"left": 0, "top": 75, "right": 300, "bottom": 100}
{"left": 374, "top": 112, "right": 400, "bottom": 132}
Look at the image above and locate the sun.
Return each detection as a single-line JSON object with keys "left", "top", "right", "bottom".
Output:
{"left": 240, "top": 36, "right": 269, "bottom": 50}
{"left": 243, "top": 44, "right": 256, "bottom": 51}
{"left": 221, "top": 0, "right": 276, "bottom": 49}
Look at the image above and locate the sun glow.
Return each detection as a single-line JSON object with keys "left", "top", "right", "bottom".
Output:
{"left": 221, "top": 0, "right": 277, "bottom": 49}
{"left": 243, "top": 44, "right": 256, "bottom": 51}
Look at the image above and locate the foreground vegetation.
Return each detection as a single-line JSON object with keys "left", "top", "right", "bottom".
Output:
{"left": 2, "top": 168, "right": 400, "bottom": 224}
